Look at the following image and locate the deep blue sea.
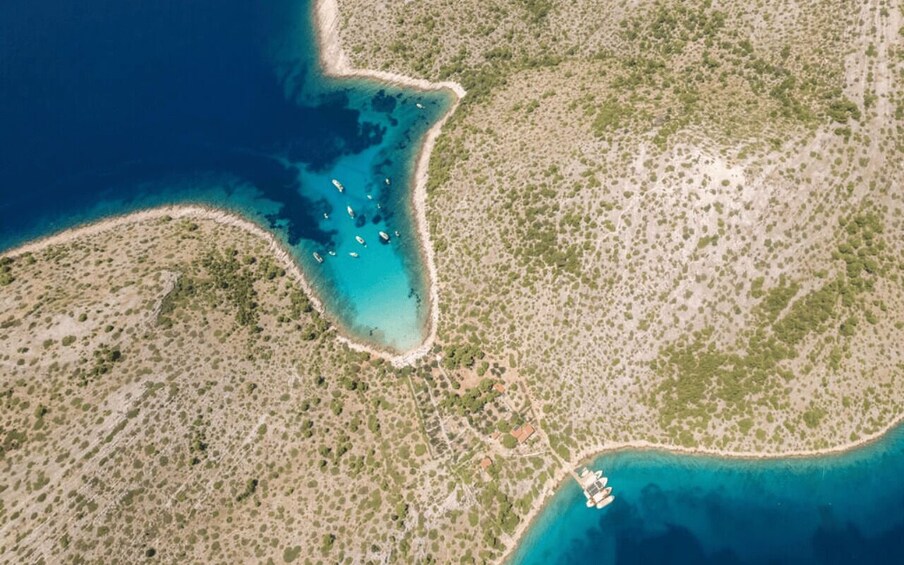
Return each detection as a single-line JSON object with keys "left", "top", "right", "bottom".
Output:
{"left": 7, "top": 3, "right": 904, "bottom": 563}
{"left": 0, "top": 0, "right": 451, "bottom": 351}
{"left": 512, "top": 425, "right": 904, "bottom": 564}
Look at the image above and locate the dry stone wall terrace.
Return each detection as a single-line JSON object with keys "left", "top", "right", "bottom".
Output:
{"left": 0, "top": 215, "right": 555, "bottom": 563}
{"left": 338, "top": 0, "right": 904, "bottom": 455}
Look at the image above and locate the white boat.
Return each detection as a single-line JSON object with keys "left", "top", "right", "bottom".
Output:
{"left": 331, "top": 179, "right": 344, "bottom": 193}
{"left": 596, "top": 495, "right": 615, "bottom": 509}
{"left": 323, "top": 212, "right": 329, "bottom": 219}
{"left": 394, "top": 230, "right": 400, "bottom": 237}
{"left": 328, "top": 250, "right": 337, "bottom": 256}
{"left": 355, "top": 235, "right": 366, "bottom": 246}
{"left": 585, "top": 485, "right": 612, "bottom": 506}
{"left": 312, "top": 252, "right": 323, "bottom": 264}
{"left": 385, "top": 177, "right": 391, "bottom": 186}
{"left": 579, "top": 468, "right": 604, "bottom": 483}
{"left": 580, "top": 466, "right": 612, "bottom": 508}
{"left": 349, "top": 252, "right": 359, "bottom": 258}
{"left": 416, "top": 103, "right": 424, "bottom": 109}
{"left": 377, "top": 203, "right": 382, "bottom": 209}
{"left": 379, "top": 231, "right": 390, "bottom": 242}
{"left": 366, "top": 194, "right": 373, "bottom": 200}
{"left": 347, "top": 205, "right": 355, "bottom": 218}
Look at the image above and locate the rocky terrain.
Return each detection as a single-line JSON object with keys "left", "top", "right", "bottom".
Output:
{"left": 338, "top": 0, "right": 904, "bottom": 455}
{"left": 3, "top": 0, "right": 904, "bottom": 562}
{"left": 1, "top": 213, "right": 553, "bottom": 563}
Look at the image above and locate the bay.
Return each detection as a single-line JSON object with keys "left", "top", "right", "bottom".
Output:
{"left": 0, "top": 0, "right": 452, "bottom": 351}
{"left": 512, "top": 426, "right": 904, "bottom": 564}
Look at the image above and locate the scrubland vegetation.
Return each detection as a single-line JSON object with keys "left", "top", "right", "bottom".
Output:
{"left": 0, "top": 216, "right": 554, "bottom": 563}
{"left": 4, "top": 0, "right": 904, "bottom": 562}
{"left": 339, "top": 0, "right": 904, "bottom": 456}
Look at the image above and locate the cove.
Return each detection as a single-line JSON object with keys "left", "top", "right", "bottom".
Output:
{"left": 0, "top": 0, "right": 452, "bottom": 352}
{"left": 511, "top": 425, "right": 904, "bottom": 564}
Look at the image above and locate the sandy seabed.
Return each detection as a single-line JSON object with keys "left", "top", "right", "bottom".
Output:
{"left": 2, "top": 0, "right": 465, "bottom": 367}
{"left": 313, "top": 0, "right": 465, "bottom": 366}
{"left": 9, "top": 3, "right": 900, "bottom": 563}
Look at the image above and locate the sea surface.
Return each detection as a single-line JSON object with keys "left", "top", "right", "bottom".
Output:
{"left": 10, "top": 4, "right": 904, "bottom": 563}
{"left": 0, "top": 0, "right": 451, "bottom": 351}
{"left": 511, "top": 425, "right": 904, "bottom": 564}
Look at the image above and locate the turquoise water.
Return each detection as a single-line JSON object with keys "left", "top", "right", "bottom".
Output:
{"left": 0, "top": 0, "right": 451, "bottom": 351}
{"left": 512, "top": 426, "right": 904, "bottom": 564}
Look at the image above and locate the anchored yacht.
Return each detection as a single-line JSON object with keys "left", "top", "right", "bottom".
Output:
{"left": 312, "top": 252, "right": 323, "bottom": 264}
{"left": 347, "top": 205, "right": 355, "bottom": 219}
{"left": 331, "top": 179, "right": 344, "bottom": 193}
{"left": 579, "top": 467, "right": 614, "bottom": 510}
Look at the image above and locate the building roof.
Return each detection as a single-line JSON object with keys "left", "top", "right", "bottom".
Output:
{"left": 510, "top": 423, "right": 536, "bottom": 443}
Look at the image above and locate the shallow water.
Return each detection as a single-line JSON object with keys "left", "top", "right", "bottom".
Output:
{"left": 511, "top": 426, "right": 904, "bottom": 564}
{"left": 0, "top": 0, "right": 451, "bottom": 351}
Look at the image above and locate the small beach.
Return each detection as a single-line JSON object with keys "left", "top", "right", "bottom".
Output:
{"left": 312, "top": 0, "right": 464, "bottom": 363}
{"left": 4, "top": 0, "right": 904, "bottom": 563}
{"left": 0, "top": 0, "right": 461, "bottom": 361}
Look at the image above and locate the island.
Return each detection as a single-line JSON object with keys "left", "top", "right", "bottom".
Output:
{"left": 2, "top": 0, "right": 904, "bottom": 563}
